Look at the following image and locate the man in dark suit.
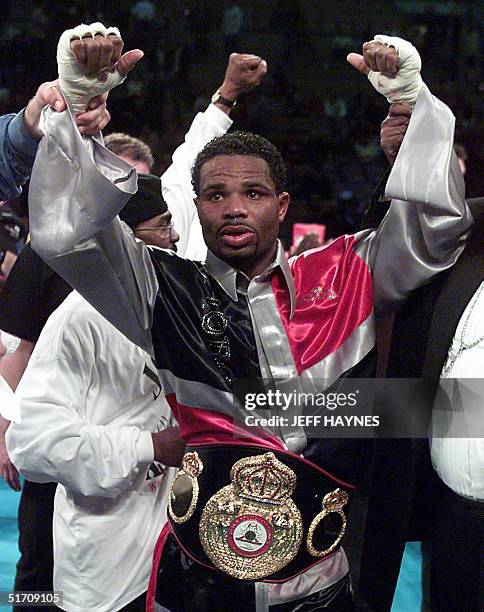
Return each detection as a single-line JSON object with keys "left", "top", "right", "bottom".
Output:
{"left": 354, "top": 103, "right": 483, "bottom": 612}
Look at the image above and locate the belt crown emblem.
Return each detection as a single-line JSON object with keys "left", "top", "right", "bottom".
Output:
{"left": 231, "top": 452, "right": 296, "bottom": 505}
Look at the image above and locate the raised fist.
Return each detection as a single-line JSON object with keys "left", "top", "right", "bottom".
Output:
{"left": 347, "top": 35, "right": 423, "bottom": 105}
{"left": 57, "top": 22, "right": 143, "bottom": 114}
{"left": 222, "top": 53, "right": 268, "bottom": 99}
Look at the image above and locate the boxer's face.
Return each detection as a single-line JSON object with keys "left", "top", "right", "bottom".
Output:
{"left": 195, "top": 155, "right": 289, "bottom": 278}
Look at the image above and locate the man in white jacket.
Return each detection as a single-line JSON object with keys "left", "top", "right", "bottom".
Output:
{"left": 6, "top": 175, "right": 183, "bottom": 612}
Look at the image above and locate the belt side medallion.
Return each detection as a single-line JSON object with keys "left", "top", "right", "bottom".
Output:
{"left": 199, "top": 452, "right": 303, "bottom": 580}
{"left": 306, "top": 488, "right": 348, "bottom": 557}
{"left": 168, "top": 451, "right": 204, "bottom": 524}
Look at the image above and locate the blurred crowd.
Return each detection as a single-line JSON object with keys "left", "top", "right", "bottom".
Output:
{"left": 0, "top": 0, "right": 482, "bottom": 264}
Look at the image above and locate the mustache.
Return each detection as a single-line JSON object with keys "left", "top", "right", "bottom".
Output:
{"left": 217, "top": 219, "right": 257, "bottom": 234}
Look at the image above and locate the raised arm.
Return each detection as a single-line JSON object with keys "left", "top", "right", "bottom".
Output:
{"left": 29, "top": 24, "right": 156, "bottom": 353}
{"left": 347, "top": 36, "right": 472, "bottom": 315}
{"left": 163, "top": 52, "right": 267, "bottom": 260}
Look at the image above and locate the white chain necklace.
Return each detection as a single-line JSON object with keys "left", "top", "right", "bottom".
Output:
{"left": 441, "top": 283, "right": 484, "bottom": 377}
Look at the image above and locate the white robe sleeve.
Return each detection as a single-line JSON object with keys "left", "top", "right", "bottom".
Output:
{"left": 0, "top": 375, "right": 19, "bottom": 421}
{"left": 162, "top": 104, "right": 232, "bottom": 260}
{"left": 6, "top": 297, "right": 154, "bottom": 498}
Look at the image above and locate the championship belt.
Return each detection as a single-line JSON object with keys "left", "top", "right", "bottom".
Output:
{"left": 168, "top": 445, "right": 354, "bottom": 582}
{"left": 200, "top": 452, "right": 303, "bottom": 579}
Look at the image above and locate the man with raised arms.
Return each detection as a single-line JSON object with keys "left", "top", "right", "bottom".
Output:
{"left": 23, "top": 24, "right": 471, "bottom": 611}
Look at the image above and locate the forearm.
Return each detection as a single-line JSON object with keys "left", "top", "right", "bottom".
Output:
{"left": 30, "top": 100, "right": 135, "bottom": 253}
{"left": 0, "top": 415, "right": 10, "bottom": 435}
{"left": 384, "top": 85, "right": 466, "bottom": 216}
{"left": 7, "top": 405, "right": 154, "bottom": 497}
{"left": 358, "top": 85, "right": 472, "bottom": 315}
{"left": 29, "top": 103, "right": 156, "bottom": 354}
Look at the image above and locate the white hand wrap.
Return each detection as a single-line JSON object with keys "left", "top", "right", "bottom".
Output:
{"left": 57, "top": 22, "right": 124, "bottom": 114}
{"left": 367, "top": 34, "right": 423, "bottom": 105}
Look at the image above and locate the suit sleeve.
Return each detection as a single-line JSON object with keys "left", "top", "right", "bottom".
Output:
{"left": 353, "top": 84, "right": 472, "bottom": 316}
{"left": 161, "top": 104, "right": 232, "bottom": 260}
{"left": 0, "top": 111, "right": 38, "bottom": 200}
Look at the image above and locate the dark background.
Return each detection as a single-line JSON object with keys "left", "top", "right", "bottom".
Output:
{"left": 0, "top": 0, "right": 482, "bottom": 245}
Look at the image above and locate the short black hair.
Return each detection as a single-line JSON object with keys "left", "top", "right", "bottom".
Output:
{"left": 191, "top": 131, "right": 287, "bottom": 196}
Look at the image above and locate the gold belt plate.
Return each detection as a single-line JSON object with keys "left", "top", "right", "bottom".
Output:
{"left": 199, "top": 452, "right": 303, "bottom": 580}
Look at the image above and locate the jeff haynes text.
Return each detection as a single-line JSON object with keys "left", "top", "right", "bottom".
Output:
{"left": 244, "top": 414, "right": 380, "bottom": 427}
